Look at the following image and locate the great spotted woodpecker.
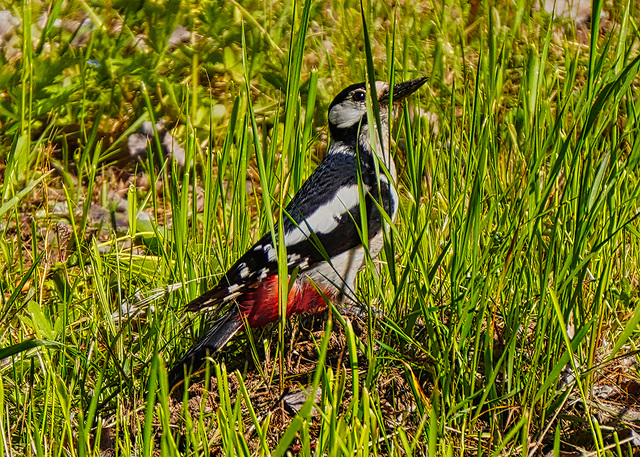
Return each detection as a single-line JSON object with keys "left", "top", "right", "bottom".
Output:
{"left": 169, "top": 77, "right": 427, "bottom": 386}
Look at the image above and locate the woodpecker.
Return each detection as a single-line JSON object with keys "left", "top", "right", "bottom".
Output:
{"left": 169, "top": 77, "right": 427, "bottom": 386}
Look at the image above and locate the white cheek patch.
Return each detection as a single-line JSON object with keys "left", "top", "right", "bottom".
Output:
{"left": 328, "top": 101, "right": 366, "bottom": 129}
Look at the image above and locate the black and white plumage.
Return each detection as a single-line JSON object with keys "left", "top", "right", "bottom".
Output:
{"left": 169, "top": 77, "right": 427, "bottom": 387}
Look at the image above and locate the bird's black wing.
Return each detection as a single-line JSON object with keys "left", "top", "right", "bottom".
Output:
{"left": 188, "top": 152, "right": 393, "bottom": 311}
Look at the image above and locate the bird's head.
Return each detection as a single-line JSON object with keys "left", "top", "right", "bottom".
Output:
{"left": 327, "top": 77, "right": 427, "bottom": 149}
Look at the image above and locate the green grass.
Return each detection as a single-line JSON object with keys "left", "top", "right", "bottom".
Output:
{"left": 1, "top": 0, "right": 640, "bottom": 455}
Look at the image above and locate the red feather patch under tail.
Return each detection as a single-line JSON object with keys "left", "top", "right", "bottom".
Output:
{"left": 238, "top": 275, "right": 331, "bottom": 327}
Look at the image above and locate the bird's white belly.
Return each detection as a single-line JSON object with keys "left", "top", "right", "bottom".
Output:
{"left": 303, "top": 230, "right": 385, "bottom": 304}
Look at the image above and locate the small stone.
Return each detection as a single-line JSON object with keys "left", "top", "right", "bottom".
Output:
{"left": 540, "top": 0, "right": 591, "bottom": 22}
{"left": 283, "top": 386, "right": 322, "bottom": 416}
{"left": 591, "top": 384, "right": 617, "bottom": 399}
{"left": 0, "top": 10, "right": 19, "bottom": 41}
{"left": 127, "top": 119, "right": 186, "bottom": 167}
{"left": 161, "top": 131, "right": 185, "bottom": 167}
{"left": 618, "top": 428, "right": 640, "bottom": 447}
{"left": 168, "top": 25, "right": 190, "bottom": 47}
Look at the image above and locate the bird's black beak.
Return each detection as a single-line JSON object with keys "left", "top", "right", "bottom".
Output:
{"left": 389, "top": 77, "right": 427, "bottom": 103}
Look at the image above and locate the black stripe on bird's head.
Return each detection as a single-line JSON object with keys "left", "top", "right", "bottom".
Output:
{"left": 327, "top": 77, "right": 427, "bottom": 145}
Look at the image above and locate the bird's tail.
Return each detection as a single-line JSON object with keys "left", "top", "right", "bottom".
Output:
{"left": 167, "top": 306, "right": 243, "bottom": 389}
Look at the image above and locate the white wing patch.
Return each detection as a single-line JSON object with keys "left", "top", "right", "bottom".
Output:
{"left": 287, "top": 253, "right": 301, "bottom": 264}
{"left": 284, "top": 184, "right": 368, "bottom": 246}
{"left": 222, "top": 291, "right": 242, "bottom": 303}
{"left": 239, "top": 266, "right": 251, "bottom": 278}
{"left": 263, "top": 244, "right": 276, "bottom": 261}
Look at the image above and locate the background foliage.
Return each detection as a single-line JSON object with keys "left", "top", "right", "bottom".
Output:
{"left": 1, "top": 0, "right": 640, "bottom": 455}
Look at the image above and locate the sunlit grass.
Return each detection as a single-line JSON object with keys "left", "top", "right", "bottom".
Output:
{"left": 1, "top": 0, "right": 640, "bottom": 455}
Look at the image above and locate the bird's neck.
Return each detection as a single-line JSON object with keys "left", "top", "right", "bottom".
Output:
{"left": 359, "top": 121, "right": 396, "bottom": 182}
{"left": 327, "top": 126, "right": 396, "bottom": 183}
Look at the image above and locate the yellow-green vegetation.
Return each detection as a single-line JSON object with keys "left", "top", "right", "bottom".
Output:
{"left": 1, "top": 0, "right": 640, "bottom": 455}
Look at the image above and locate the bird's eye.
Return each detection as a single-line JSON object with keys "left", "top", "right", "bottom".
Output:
{"left": 352, "top": 90, "right": 366, "bottom": 102}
